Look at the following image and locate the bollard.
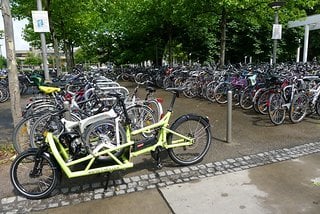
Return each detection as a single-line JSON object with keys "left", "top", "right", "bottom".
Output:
{"left": 227, "top": 90, "right": 232, "bottom": 143}
{"left": 63, "top": 101, "right": 71, "bottom": 120}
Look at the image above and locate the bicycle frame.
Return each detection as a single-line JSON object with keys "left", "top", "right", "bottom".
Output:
{"left": 44, "top": 108, "right": 194, "bottom": 178}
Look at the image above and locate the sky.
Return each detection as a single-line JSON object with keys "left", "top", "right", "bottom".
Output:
{"left": 0, "top": 15, "right": 30, "bottom": 57}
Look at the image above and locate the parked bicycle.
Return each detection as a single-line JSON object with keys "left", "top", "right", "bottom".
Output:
{"left": 10, "top": 87, "right": 212, "bottom": 199}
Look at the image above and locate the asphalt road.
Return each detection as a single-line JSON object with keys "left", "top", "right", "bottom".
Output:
{"left": 1, "top": 81, "right": 320, "bottom": 198}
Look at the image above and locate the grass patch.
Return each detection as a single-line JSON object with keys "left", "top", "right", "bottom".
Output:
{"left": 0, "top": 144, "right": 16, "bottom": 164}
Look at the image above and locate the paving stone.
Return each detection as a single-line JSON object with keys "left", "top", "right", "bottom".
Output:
{"left": 173, "top": 169, "right": 181, "bottom": 174}
{"left": 157, "top": 183, "right": 166, "bottom": 188}
{"left": 94, "top": 194, "right": 103, "bottom": 200}
{"left": 131, "top": 176, "right": 140, "bottom": 182}
{"left": 126, "top": 188, "right": 135, "bottom": 193}
{"left": 94, "top": 188, "right": 105, "bottom": 194}
{"left": 181, "top": 167, "right": 190, "bottom": 173}
{"left": 104, "top": 191, "right": 114, "bottom": 198}
{"left": 61, "top": 201, "right": 71, "bottom": 206}
{"left": 157, "top": 171, "right": 166, "bottom": 177}
{"left": 146, "top": 184, "right": 156, "bottom": 189}
{"left": 166, "top": 170, "right": 174, "bottom": 176}
{"left": 149, "top": 173, "right": 157, "bottom": 179}
{"left": 123, "top": 177, "right": 131, "bottom": 183}
{"left": 1, "top": 197, "right": 16, "bottom": 205}
{"left": 48, "top": 203, "right": 59, "bottom": 208}
{"left": 136, "top": 186, "right": 145, "bottom": 192}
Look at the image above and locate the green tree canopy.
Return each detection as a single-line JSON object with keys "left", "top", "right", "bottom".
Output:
{"left": 10, "top": 0, "right": 320, "bottom": 66}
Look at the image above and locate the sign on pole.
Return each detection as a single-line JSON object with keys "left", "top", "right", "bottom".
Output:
{"left": 31, "top": 11, "right": 50, "bottom": 32}
{"left": 272, "top": 24, "right": 282, "bottom": 39}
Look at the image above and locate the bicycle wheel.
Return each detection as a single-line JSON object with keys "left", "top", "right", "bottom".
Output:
{"left": 167, "top": 114, "right": 212, "bottom": 166}
{"left": 10, "top": 149, "right": 60, "bottom": 199}
{"left": 84, "top": 120, "right": 127, "bottom": 162}
{"left": 12, "top": 116, "right": 39, "bottom": 154}
{"left": 253, "top": 88, "right": 266, "bottom": 113}
{"left": 183, "top": 81, "right": 197, "bottom": 98}
{"left": 256, "top": 90, "right": 270, "bottom": 115}
{"left": 315, "top": 97, "right": 320, "bottom": 116}
{"left": 214, "top": 82, "right": 229, "bottom": 104}
{"left": 144, "top": 99, "right": 163, "bottom": 122}
{"left": 29, "top": 113, "right": 65, "bottom": 148}
{"left": 0, "top": 85, "right": 9, "bottom": 103}
{"left": 268, "top": 93, "right": 286, "bottom": 125}
{"left": 163, "top": 76, "right": 174, "bottom": 89}
{"left": 126, "top": 105, "right": 157, "bottom": 138}
{"left": 205, "top": 81, "right": 218, "bottom": 102}
{"left": 239, "top": 87, "right": 253, "bottom": 110}
{"left": 289, "top": 93, "right": 308, "bottom": 123}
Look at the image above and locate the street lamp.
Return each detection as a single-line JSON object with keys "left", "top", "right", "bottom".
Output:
{"left": 269, "top": 1, "right": 286, "bottom": 66}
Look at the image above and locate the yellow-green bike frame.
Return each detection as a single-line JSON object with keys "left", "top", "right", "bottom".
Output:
{"left": 45, "top": 110, "right": 194, "bottom": 178}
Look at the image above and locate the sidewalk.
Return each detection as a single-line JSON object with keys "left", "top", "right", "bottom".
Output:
{"left": 32, "top": 152, "right": 320, "bottom": 214}
{"left": 1, "top": 142, "right": 318, "bottom": 213}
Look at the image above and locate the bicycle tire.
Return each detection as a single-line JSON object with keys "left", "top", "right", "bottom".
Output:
{"left": 163, "top": 76, "right": 174, "bottom": 89}
{"left": 12, "top": 116, "right": 40, "bottom": 154}
{"left": 289, "top": 93, "right": 308, "bottom": 123}
{"left": 10, "top": 149, "right": 60, "bottom": 199}
{"left": 167, "top": 114, "right": 212, "bottom": 166}
{"left": 239, "top": 87, "right": 253, "bottom": 110}
{"left": 182, "top": 81, "right": 197, "bottom": 98}
{"left": 126, "top": 104, "right": 157, "bottom": 138}
{"left": 214, "top": 82, "right": 229, "bottom": 104}
{"left": 256, "top": 90, "right": 270, "bottom": 115}
{"left": 23, "top": 103, "right": 56, "bottom": 118}
{"left": 252, "top": 88, "right": 266, "bottom": 113}
{"left": 144, "top": 99, "right": 163, "bottom": 122}
{"left": 84, "top": 120, "right": 127, "bottom": 162}
{"left": 29, "top": 113, "right": 65, "bottom": 148}
{"left": 268, "top": 93, "right": 286, "bottom": 125}
{"left": 316, "top": 98, "right": 320, "bottom": 116}
{"left": 0, "top": 86, "right": 9, "bottom": 103}
{"left": 205, "top": 81, "right": 218, "bottom": 103}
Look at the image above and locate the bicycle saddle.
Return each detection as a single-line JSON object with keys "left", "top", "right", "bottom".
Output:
{"left": 38, "top": 85, "right": 61, "bottom": 94}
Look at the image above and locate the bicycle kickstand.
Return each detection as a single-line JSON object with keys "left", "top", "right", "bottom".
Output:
{"left": 152, "top": 147, "right": 164, "bottom": 169}
{"left": 103, "top": 172, "right": 111, "bottom": 190}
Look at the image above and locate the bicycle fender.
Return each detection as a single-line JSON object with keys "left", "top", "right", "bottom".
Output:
{"left": 170, "top": 113, "right": 211, "bottom": 128}
{"left": 26, "top": 148, "right": 59, "bottom": 168}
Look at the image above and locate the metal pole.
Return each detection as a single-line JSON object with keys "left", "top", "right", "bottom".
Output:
{"left": 63, "top": 101, "right": 71, "bottom": 120}
{"left": 36, "top": 0, "right": 50, "bottom": 82}
{"left": 227, "top": 90, "right": 232, "bottom": 143}
{"left": 303, "top": 25, "right": 309, "bottom": 63}
{"left": 272, "top": 10, "right": 279, "bottom": 66}
{"left": 296, "top": 39, "right": 301, "bottom": 62}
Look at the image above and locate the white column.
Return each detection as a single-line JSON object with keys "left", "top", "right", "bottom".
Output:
{"left": 303, "top": 25, "right": 309, "bottom": 63}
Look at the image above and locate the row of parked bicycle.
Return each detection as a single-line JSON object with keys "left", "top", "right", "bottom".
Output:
{"left": 114, "top": 62, "right": 320, "bottom": 125}
{"left": 12, "top": 72, "right": 165, "bottom": 155}
{"left": 3, "top": 62, "right": 320, "bottom": 134}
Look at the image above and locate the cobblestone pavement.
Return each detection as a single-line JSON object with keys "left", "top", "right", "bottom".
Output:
{"left": 1, "top": 141, "right": 319, "bottom": 213}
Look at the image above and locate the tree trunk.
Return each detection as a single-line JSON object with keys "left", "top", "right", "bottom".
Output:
{"left": 1, "top": 0, "right": 22, "bottom": 126}
{"left": 168, "top": 33, "right": 173, "bottom": 67}
{"left": 219, "top": 7, "right": 227, "bottom": 67}
{"left": 64, "top": 41, "right": 72, "bottom": 72}
{"left": 52, "top": 30, "right": 62, "bottom": 76}
{"left": 46, "top": 0, "right": 62, "bottom": 76}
